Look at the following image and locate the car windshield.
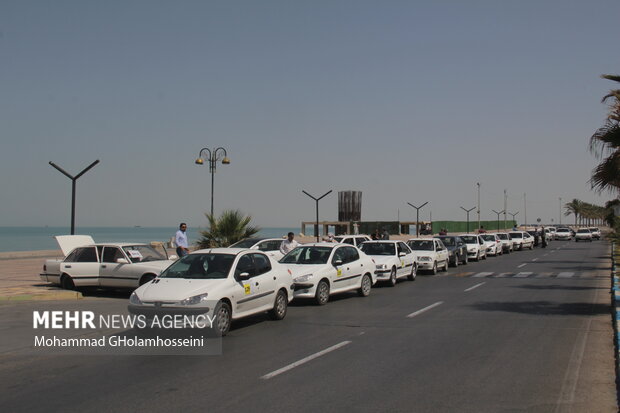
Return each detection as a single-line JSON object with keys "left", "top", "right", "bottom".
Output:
{"left": 280, "top": 246, "right": 332, "bottom": 264}
{"left": 407, "top": 240, "right": 434, "bottom": 251}
{"left": 497, "top": 234, "right": 508, "bottom": 240}
{"left": 557, "top": 229, "right": 570, "bottom": 233}
{"left": 509, "top": 233, "right": 523, "bottom": 239}
{"left": 122, "top": 245, "right": 166, "bottom": 263}
{"left": 360, "top": 243, "right": 395, "bottom": 256}
{"left": 160, "top": 254, "right": 234, "bottom": 279}
{"left": 481, "top": 235, "right": 496, "bottom": 241}
{"left": 438, "top": 237, "right": 455, "bottom": 246}
{"left": 229, "top": 238, "right": 262, "bottom": 248}
{"left": 591, "top": 228, "right": 599, "bottom": 231}
{"left": 460, "top": 236, "right": 478, "bottom": 244}
{"left": 577, "top": 229, "right": 590, "bottom": 233}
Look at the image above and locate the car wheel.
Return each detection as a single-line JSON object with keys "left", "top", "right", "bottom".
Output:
{"left": 462, "top": 254, "right": 468, "bottom": 265}
{"left": 268, "top": 290, "right": 288, "bottom": 320}
{"left": 453, "top": 255, "right": 458, "bottom": 267}
{"left": 443, "top": 259, "right": 449, "bottom": 272}
{"left": 408, "top": 264, "right": 417, "bottom": 281}
{"left": 475, "top": 252, "right": 480, "bottom": 262}
{"left": 388, "top": 267, "right": 397, "bottom": 287}
{"left": 214, "top": 301, "right": 232, "bottom": 337}
{"left": 431, "top": 262, "right": 438, "bottom": 275}
{"left": 358, "top": 274, "right": 372, "bottom": 296}
{"left": 60, "top": 274, "right": 75, "bottom": 290}
{"left": 315, "top": 280, "right": 330, "bottom": 305}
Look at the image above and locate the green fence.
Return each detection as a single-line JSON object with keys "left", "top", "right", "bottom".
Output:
{"left": 431, "top": 220, "right": 517, "bottom": 234}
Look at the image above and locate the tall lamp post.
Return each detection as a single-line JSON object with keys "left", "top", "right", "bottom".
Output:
{"left": 302, "top": 190, "right": 332, "bottom": 242}
{"left": 460, "top": 206, "right": 476, "bottom": 234}
{"left": 559, "top": 197, "right": 562, "bottom": 225}
{"left": 49, "top": 160, "right": 100, "bottom": 235}
{"left": 492, "top": 209, "right": 505, "bottom": 233}
{"left": 477, "top": 182, "right": 481, "bottom": 232}
{"left": 195, "top": 147, "right": 230, "bottom": 218}
{"left": 407, "top": 201, "right": 428, "bottom": 237}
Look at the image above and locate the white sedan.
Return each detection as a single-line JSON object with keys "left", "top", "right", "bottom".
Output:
{"left": 575, "top": 228, "right": 593, "bottom": 242}
{"left": 509, "top": 231, "right": 534, "bottom": 250}
{"left": 279, "top": 243, "right": 376, "bottom": 305}
{"left": 555, "top": 228, "right": 572, "bottom": 240}
{"left": 496, "top": 233, "right": 513, "bottom": 253}
{"left": 406, "top": 238, "right": 450, "bottom": 274}
{"left": 480, "top": 234, "right": 503, "bottom": 256}
{"left": 229, "top": 237, "right": 286, "bottom": 260}
{"left": 459, "top": 235, "right": 487, "bottom": 261}
{"left": 40, "top": 235, "right": 176, "bottom": 290}
{"left": 128, "top": 248, "right": 294, "bottom": 336}
{"left": 359, "top": 240, "right": 417, "bottom": 286}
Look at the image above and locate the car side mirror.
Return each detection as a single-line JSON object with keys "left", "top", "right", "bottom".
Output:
{"left": 333, "top": 259, "right": 343, "bottom": 266}
{"left": 116, "top": 258, "right": 129, "bottom": 264}
{"left": 238, "top": 272, "right": 251, "bottom": 280}
{"left": 169, "top": 255, "right": 178, "bottom": 260}
{"left": 399, "top": 252, "right": 406, "bottom": 257}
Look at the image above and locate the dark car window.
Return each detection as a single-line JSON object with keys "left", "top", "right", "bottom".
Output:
{"left": 332, "top": 247, "right": 347, "bottom": 265}
{"left": 235, "top": 254, "right": 256, "bottom": 278}
{"left": 102, "top": 247, "right": 125, "bottom": 263}
{"left": 258, "top": 240, "right": 282, "bottom": 252}
{"left": 251, "top": 253, "right": 272, "bottom": 275}
{"left": 361, "top": 243, "right": 395, "bottom": 256}
{"left": 67, "top": 247, "right": 98, "bottom": 263}
{"left": 398, "top": 242, "right": 411, "bottom": 254}
{"left": 438, "top": 237, "right": 455, "bottom": 247}
{"left": 343, "top": 246, "right": 360, "bottom": 263}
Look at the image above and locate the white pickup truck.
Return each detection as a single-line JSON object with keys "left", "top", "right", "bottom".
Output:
{"left": 41, "top": 235, "right": 175, "bottom": 290}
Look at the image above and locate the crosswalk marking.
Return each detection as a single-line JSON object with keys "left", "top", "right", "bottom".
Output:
{"left": 514, "top": 272, "right": 533, "bottom": 278}
{"left": 473, "top": 272, "right": 493, "bottom": 278}
{"left": 535, "top": 272, "right": 554, "bottom": 278}
{"left": 494, "top": 273, "right": 514, "bottom": 278}
{"left": 557, "top": 272, "right": 575, "bottom": 278}
{"left": 443, "top": 271, "right": 601, "bottom": 279}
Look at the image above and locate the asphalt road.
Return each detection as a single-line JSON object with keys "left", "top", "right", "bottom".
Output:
{"left": 0, "top": 239, "right": 616, "bottom": 412}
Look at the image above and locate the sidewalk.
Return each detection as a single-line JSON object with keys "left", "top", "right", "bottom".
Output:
{"left": 0, "top": 251, "right": 82, "bottom": 301}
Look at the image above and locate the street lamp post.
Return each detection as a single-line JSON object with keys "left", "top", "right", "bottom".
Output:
{"left": 49, "top": 160, "right": 100, "bottom": 235}
{"left": 460, "top": 206, "right": 476, "bottom": 234}
{"left": 559, "top": 197, "right": 562, "bottom": 225}
{"left": 302, "top": 190, "right": 332, "bottom": 242}
{"left": 492, "top": 209, "right": 505, "bottom": 233}
{"left": 509, "top": 211, "right": 519, "bottom": 227}
{"left": 407, "top": 202, "right": 428, "bottom": 237}
{"left": 195, "top": 147, "right": 230, "bottom": 218}
{"left": 477, "top": 182, "right": 481, "bottom": 232}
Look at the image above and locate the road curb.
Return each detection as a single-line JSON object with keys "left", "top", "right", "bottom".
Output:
{"left": 611, "top": 242, "right": 620, "bottom": 402}
{"left": 0, "top": 290, "right": 83, "bottom": 302}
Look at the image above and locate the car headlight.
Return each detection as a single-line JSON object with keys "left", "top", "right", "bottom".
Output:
{"left": 376, "top": 264, "right": 388, "bottom": 270}
{"left": 294, "top": 274, "right": 313, "bottom": 283}
{"left": 129, "top": 292, "right": 142, "bottom": 305}
{"left": 178, "top": 293, "right": 209, "bottom": 306}
{"left": 419, "top": 256, "right": 432, "bottom": 262}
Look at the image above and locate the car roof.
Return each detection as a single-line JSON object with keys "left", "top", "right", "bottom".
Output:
{"left": 191, "top": 248, "right": 254, "bottom": 255}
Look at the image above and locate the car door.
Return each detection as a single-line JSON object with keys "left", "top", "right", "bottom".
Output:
{"left": 99, "top": 246, "right": 137, "bottom": 288}
{"left": 233, "top": 253, "right": 262, "bottom": 315}
{"left": 60, "top": 247, "right": 100, "bottom": 287}
{"left": 435, "top": 240, "right": 448, "bottom": 266}
{"left": 330, "top": 246, "right": 354, "bottom": 292}
{"left": 249, "top": 253, "right": 278, "bottom": 309}
{"left": 396, "top": 242, "right": 412, "bottom": 277}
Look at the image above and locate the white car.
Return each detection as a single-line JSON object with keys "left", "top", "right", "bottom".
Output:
{"left": 480, "top": 234, "right": 503, "bottom": 256}
{"left": 40, "top": 235, "right": 176, "bottom": 290}
{"left": 333, "top": 235, "right": 372, "bottom": 248}
{"left": 279, "top": 243, "right": 376, "bottom": 305}
{"left": 459, "top": 234, "right": 487, "bottom": 262}
{"left": 496, "top": 233, "right": 513, "bottom": 253}
{"left": 589, "top": 227, "right": 601, "bottom": 240}
{"left": 229, "top": 237, "right": 286, "bottom": 260}
{"left": 575, "top": 228, "right": 593, "bottom": 242}
{"left": 554, "top": 228, "right": 572, "bottom": 240}
{"left": 509, "top": 231, "right": 534, "bottom": 250}
{"left": 545, "top": 227, "right": 555, "bottom": 241}
{"left": 406, "top": 238, "right": 450, "bottom": 274}
{"left": 128, "top": 248, "right": 294, "bottom": 336}
{"left": 359, "top": 240, "right": 417, "bottom": 286}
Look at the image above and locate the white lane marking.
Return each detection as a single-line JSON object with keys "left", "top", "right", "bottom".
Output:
{"left": 407, "top": 301, "right": 444, "bottom": 318}
{"left": 514, "top": 272, "right": 533, "bottom": 278}
{"left": 550, "top": 251, "right": 556, "bottom": 254}
{"left": 473, "top": 272, "right": 493, "bottom": 278}
{"left": 557, "top": 272, "right": 575, "bottom": 278}
{"left": 261, "top": 341, "right": 352, "bottom": 380}
{"left": 532, "top": 258, "right": 539, "bottom": 262}
{"left": 464, "top": 282, "right": 485, "bottom": 292}
{"left": 543, "top": 253, "right": 549, "bottom": 257}
{"left": 517, "top": 263, "right": 527, "bottom": 268}
{"left": 494, "top": 273, "right": 512, "bottom": 278}
{"left": 555, "top": 319, "right": 592, "bottom": 411}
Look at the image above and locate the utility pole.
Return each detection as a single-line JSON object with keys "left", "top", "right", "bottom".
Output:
{"left": 524, "top": 193, "right": 527, "bottom": 230}
{"left": 504, "top": 189, "right": 507, "bottom": 230}
{"left": 477, "top": 182, "right": 481, "bottom": 232}
{"left": 407, "top": 202, "right": 428, "bottom": 237}
{"left": 461, "top": 206, "right": 476, "bottom": 234}
{"left": 559, "top": 197, "right": 562, "bottom": 225}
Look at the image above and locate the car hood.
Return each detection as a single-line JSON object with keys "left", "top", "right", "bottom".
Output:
{"left": 280, "top": 264, "right": 328, "bottom": 277}
{"left": 54, "top": 235, "right": 95, "bottom": 256}
{"left": 410, "top": 250, "right": 435, "bottom": 258}
{"left": 135, "top": 278, "right": 229, "bottom": 302}
{"left": 371, "top": 256, "right": 396, "bottom": 265}
{"left": 131, "top": 260, "right": 174, "bottom": 272}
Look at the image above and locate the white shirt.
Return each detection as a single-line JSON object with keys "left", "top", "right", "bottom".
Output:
{"left": 280, "top": 239, "right": 299, "bottom": 255}
{"left": 175, "top": 230, "right": 188, "bottom": 248}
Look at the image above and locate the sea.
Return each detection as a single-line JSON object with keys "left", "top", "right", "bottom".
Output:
{"left": 0, "top": 227, "right": 299, "bottom": 253}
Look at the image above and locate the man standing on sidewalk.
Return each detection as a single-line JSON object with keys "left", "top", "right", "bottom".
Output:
{"left": 175, "top": 223, "right": 190, "bottom": 257}
{"left": 280, "top": 232, "right": 299, "bottom": 256}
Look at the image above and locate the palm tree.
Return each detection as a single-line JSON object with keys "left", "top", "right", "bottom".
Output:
{"left": 564, "top": 199, "right": 583, "bottom": 226}
{"left": 197, "top": 209, "right": 260, "bottom": 248}
{"left": 590, "top": 74, "right": 620, "bottom": 193}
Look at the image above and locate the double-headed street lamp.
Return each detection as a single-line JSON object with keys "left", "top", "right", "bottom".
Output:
{"left": 460, "top": 206, "right": 476, "bottom": 234}
{"left": 302, "top": 190, "right": 332, "bottom": 242}
{"left": 195, "top": 147, "right": 230, "bottom": 218}
{"left": 492, "top": 209, "right": 505, "bottom": 233}
{"left": 509, "top": 211, "right": 519, "bottom": 227}
{"left": 407, "top": 201, "right": 428, "bottom": 237}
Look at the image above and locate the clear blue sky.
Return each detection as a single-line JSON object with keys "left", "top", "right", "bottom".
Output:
{"left": 1, "top": 0, "right": 619, "bottom": 229}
